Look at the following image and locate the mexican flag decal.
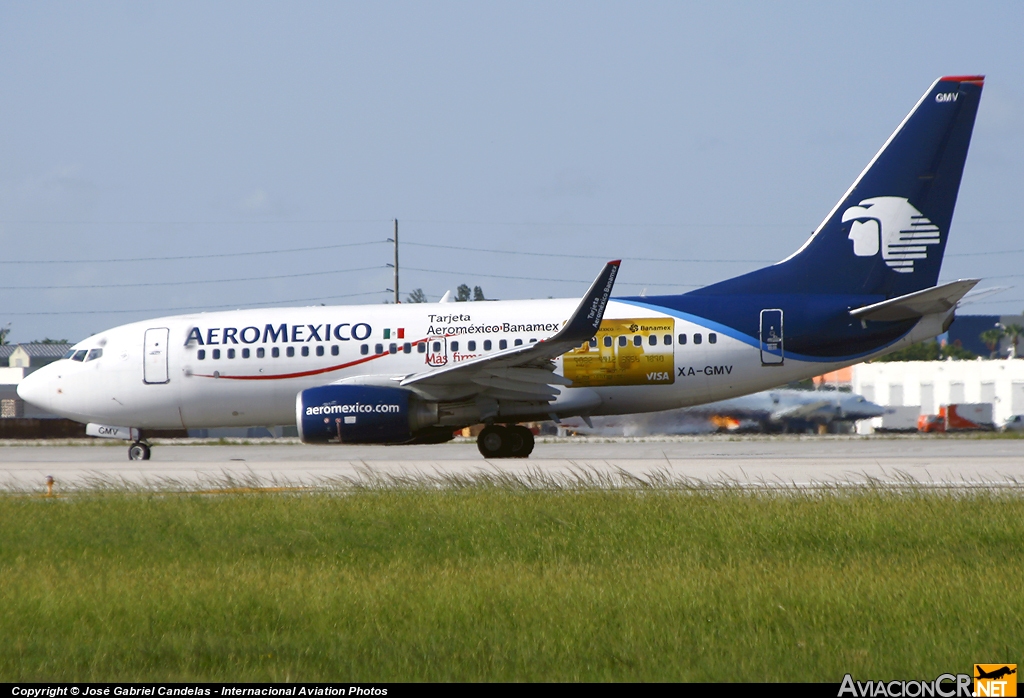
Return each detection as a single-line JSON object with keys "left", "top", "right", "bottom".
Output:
{"left": 383, "top": 328, "right": 405, "bottom": 340}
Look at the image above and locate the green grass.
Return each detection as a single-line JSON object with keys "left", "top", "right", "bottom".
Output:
{"left": 1, "top": 483, "right": 1022, "bottom": 681}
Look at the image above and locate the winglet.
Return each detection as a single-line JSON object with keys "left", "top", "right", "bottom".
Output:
{"left": 554, "top": 260, "right": 620, "bottom": 343}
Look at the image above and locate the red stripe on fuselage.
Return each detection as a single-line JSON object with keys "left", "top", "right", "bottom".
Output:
{"left": 193, "top": 339, "right": 427, "bottom": 381}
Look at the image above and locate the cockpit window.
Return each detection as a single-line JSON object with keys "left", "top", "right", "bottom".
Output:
{"left": 85, "top": 348, "right": 103, "bottom": 362}
{"left": 72, "top": 350, "right": 87, "bottom": 362}
{"left": 62, "top": 349, "right": 76, "bottom": 360}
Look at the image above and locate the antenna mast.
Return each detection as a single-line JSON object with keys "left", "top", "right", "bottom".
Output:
{"left": 393, "top": 219, "right": 399, "bottom": 304}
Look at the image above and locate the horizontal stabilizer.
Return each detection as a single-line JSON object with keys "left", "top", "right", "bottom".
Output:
{"left": 849, "top": 279, "right": 979, "bottom": 322}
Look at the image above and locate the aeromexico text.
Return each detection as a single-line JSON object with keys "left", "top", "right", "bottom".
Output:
{"left": 184, "top": 316, "right": 561, "bottom": 346}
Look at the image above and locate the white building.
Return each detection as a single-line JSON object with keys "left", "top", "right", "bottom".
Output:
{"left": 852, "top": 359, "right": 1024, "bottom": 427}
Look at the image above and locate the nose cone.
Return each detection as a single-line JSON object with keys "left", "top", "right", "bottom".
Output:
{"left": 17, "top": 366, "right": 55, "bottom": 412}
{"left": 867, "top": 402, "right": 887, "bottom": 418}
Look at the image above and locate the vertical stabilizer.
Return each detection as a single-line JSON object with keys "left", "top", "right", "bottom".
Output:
{"left": 704, "top": 75, "right": 984, "bottom": 298}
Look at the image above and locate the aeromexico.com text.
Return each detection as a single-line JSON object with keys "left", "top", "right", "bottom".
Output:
{"left": 305, "top": 403, "right": 402, "bottom": 416}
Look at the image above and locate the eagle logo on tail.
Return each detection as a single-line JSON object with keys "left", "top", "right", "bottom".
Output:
{"left": 842, "top": 196, "right": 941, "bottom": 273}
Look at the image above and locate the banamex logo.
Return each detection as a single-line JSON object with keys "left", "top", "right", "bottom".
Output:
{"left": 842, "top": 196, "right": 941, "bottom": 273}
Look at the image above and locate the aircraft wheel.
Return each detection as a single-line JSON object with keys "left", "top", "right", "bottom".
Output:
{"left": 128, "top": 442, "right": 151, "bottom": 461}
{"left": 508, "top": 425, "right": 535, "bottom": 458}
{"left": 477, "top": 425, "right": 512, "bottom": 459}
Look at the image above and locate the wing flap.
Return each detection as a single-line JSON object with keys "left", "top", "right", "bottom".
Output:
{"left": 472, "top": 374, "right": 561, "bottom": 398}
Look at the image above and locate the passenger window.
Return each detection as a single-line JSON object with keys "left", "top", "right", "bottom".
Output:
{"left": 484, "top": 340, "right": 492, "bottom": 351}
{"left": 417, "top": 343, "right": 426, "bottom": 354}
{"left": 530, "top": 338, "right": 537, "bottom": 343}
{"left": 709, "top": 333, "right": 717, "bottom": 344}
{"left": 242, "top": 348, "right": 250, "bottom": 359}
{"left": 213, "top": 349, "right": 221, "bottom": 360}
{"left": 286, "top": 347, "right": 295, "bottom": 357}
{"left": 403, "top": 343, "right": 411, "bottom": 354}
{"left": 589, "top": 338, "right": 597, "bottom": 348}
{"left": 433, "top": 342, "right": 441, "bottom": 352}
{"left": 389, "top": 343, "right": 397, "bottom": 354}
{"left": 649, "top": 335, "right": 657, "bottom": 346}
{"left": 694, "top": 333, "right": 702, "bottom": 345}
{"left": 72, "top": 350, "right": 87, "bottom": 362}
{"left": 301, "top": 346, "right": 309, "bottom": 357}
{"left": 633, "top": 336, "right": 642, "bottom": 347}
{"left": 451, "top": 341, "right": 459, "bottom": 352}
{"left": 257, "top": 347, "right": 265, "bottom": 358}
{"left": 227, "top": 348, "right": 236, "bottom": 359}
{"left": 197, "top": 349, "right": 206, "bottom": 360}
{"left": 604, "top": 336, "right": 612, "bottom": 348}
{"left": 331, "top": 345, "right": 339, "bottom": 356}
{"left": 618, "top": 336, "right": 627, "bottom": 347}
{"left": 316, "top": 345, "right": 324, "bottom": 356}
{"left": 360, "top": 344, "right": 369, "bottom": 356}
{"left": 678, "top": 334, "right": 687, "bottom": 345}
{"left": 468, "top": 341, "right": 476, "bottom": 351}
{"left": 272, "top": 347, "right": 280, "bottom": 358}
{"left": 664, "top": 334, "right": 672, "bottom": 345}
{"left": 514, "top": 339, "right": 523, "bottom": 346}
{"left": 85, "top": 348, "right": 103, "bottom": 361}
{"left": 375, "top": 344, "right": 384, "bottom": 355}
{"left": 499, "top": 339, "right": 508, "bottom": 350}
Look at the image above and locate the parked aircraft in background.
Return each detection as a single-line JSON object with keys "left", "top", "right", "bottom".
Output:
{"left": 18, "top": 76, "right": 985, "bottom": 460}
{"left": 562, "top": 389, "right": 887, "bottom": 436}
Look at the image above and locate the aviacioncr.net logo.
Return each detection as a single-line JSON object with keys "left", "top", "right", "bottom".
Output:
{"left": 842, "top": 196, "right": 941, "bottom": 274}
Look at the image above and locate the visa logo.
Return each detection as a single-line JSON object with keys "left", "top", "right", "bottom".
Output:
{"left": 646, "top": 372, "right": 671, "bottom": 381}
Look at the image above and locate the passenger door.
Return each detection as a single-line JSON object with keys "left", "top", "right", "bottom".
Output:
{"left": 143, "top": 327, "right": 170, "bottom": 384}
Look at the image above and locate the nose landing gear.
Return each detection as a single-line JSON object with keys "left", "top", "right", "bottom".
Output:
{"left": 128, "top": 441, "right": 151, "bottom": 461}
{"left": 476, "top": 424, "right": 535, "bottom": 459}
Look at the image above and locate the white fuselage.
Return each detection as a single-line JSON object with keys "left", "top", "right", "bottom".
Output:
{"left": 18, "top": 296, "right": 934, "bottom": 431}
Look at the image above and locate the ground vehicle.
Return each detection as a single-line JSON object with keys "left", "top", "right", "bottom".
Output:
{"left": 919, "top": 404, "right": 994, "bottom": 433}
{"left": 875, "top": 405, "right": 920, "bottom": 432}
{"left": 1000, "top": 415, "right": 1024, "bottom": 432}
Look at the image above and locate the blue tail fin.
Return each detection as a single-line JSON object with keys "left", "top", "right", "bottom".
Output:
{"left": 704, "top": 75, "right": 984, "bottom": 298}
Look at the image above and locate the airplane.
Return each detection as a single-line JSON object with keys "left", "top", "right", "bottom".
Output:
{"left": 561, "top": 388, "right": 887, "bottom": 436}
{"left": 18, "top": 75, "right": 985, "bottom": 461}
{"left": 975, "top": 666, "right": 1016, "bottom": 681}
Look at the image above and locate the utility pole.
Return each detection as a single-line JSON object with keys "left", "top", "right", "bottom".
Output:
{"left": 393, "top": 219, "right": 399, "bottom": 304}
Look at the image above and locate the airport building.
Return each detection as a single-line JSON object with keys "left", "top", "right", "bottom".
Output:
{"left": 946, "top": 314, "right": 1024, "bottom": 358}
{"left": 851, "top": 358, "right": 1024, "bottom": 427}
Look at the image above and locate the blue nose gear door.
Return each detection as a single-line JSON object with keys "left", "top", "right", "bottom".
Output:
{"left": 760, "top": 309, "right": 784, "bottom": 366}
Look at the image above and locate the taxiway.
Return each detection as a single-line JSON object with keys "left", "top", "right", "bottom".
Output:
{"left": 2, "top": 436, "right": 1022, "bottom": 490}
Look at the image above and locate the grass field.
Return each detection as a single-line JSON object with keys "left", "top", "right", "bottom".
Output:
{"left": 1, "top": 481, "right": 1021, "bottom": 682}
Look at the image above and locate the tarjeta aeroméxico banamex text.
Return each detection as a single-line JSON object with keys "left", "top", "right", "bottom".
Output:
{"left": 18, "top": 76, "right": 985, "bottom": 460}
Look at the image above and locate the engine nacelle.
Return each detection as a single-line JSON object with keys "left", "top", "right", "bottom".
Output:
{"left": 297, "top": 385, "right": 427, "bottom": 444}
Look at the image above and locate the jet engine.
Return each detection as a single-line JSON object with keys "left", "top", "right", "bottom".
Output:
{"left": 297, "top": 385, "right": 433, "bottom": 444}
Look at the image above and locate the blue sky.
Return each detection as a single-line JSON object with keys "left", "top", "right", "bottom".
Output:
{"left": 2, "top": 1, "right": 1022, "bottom": 342}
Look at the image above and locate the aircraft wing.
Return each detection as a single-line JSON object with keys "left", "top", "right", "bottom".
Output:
{"left": 849, "top": 279, "right": 979, "bottom": 322}
{"left": 397, "top": 261, "right": 620, "bottom": 403}
{"left": 770, "top": 399, "right": 834, "bottom": 422}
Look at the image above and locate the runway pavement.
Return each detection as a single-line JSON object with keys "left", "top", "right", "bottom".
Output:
{"left": 2, "top": 435, "right": 1023, "bottom": 490}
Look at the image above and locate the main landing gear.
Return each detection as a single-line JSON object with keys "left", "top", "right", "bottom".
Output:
{"left": 476, "top": 424, "right": 535, "bottom": 459}
{"left": 128, "top": 441, "right": 151, "bottom": 461}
